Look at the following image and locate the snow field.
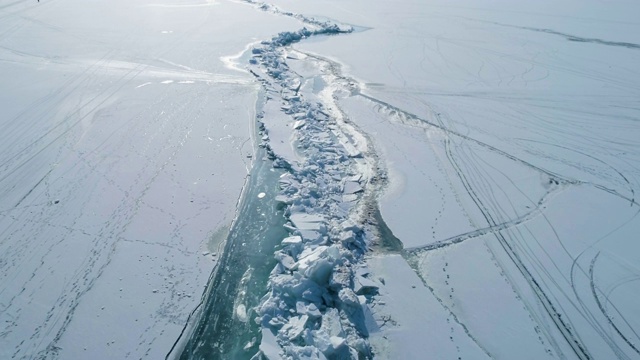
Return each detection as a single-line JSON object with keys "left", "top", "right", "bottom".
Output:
{"left": 0, "top": 0, "right": 301, "bottom": 358}
{"left": 285, "top": 0, "right": 640, "bottom": 358}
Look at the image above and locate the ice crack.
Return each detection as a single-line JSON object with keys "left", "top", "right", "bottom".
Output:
{"left": 244, "top": 9, "right": 381, "bottom": 360}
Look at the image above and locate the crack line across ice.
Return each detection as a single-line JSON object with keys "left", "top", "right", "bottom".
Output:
{"left": 357, "top": 92, "right": 638, "bottom": 208}
{"left": 166, "top": 156, "right": 253, "bottom": 360}
{"left": 240, "top": 2, "right": 384, "bottom": 359}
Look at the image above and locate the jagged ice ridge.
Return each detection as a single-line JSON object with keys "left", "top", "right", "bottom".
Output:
{"left": 244, "top": 9, "right": 382, "bottom": 360}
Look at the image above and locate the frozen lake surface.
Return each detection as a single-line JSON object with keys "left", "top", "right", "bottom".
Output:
{"left": 0, "top": 0, "right": 299, "bottom": 358}
{"left": 2, "top": 0, "right": 640, "bottom": 359}
{"left": 280, "top": 0, "right": 640, "bottom": 358}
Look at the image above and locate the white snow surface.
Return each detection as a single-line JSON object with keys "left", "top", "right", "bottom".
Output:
{"left": 256, "top": 0, "right": 640, "bottom": 359}
{"left": 0, "top": 0, "right": 301, "bottom": 359}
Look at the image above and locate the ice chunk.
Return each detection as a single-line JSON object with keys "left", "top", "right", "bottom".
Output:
{"left": 329, "top": 266, "right": 352, "bottom": 290}
{"left": 290, "top": 213, "right": 325, "bottom": 232}
{"left": 281, "top": 236, "right": 303, "bottom": 258}
{"left": 354, "top": 276, "right": 379, "bottom": 295}
{"left": 343, "top": 181, "right": 363, "bottom": 195}
{"left": 281, "top": 236, "right": 302, "bottom": 246}
{"left": 320, "top": 308, "right": 344, "bottom": 338}
{"left": 358, "top": 296, "right": 380, "bottom": 334}
{"left": 275, "top": 252, "right": 296, "bottom": 271}
{"left": 259, "top": 328, "right": 282, "bottom": 360}
{"left": 296, "top": 301, "right": 322, "bottom": 318}
{"left": 279, "top": 173, "right": 293, "bottom": 183}
{"left": 313, "top": 332, "right": 348, "bottom": 358}
{"left": 288, "top": 78, "right": 301, "bottom": 91}
{"left": 338, "top": 288, "right": 359, "bottom": 307}
{"left": 236, "top": 304, "right": 248, "bottom": 322}
{"left": 279, "top": 315, "right": 309, "bottom": 341}
{"left": 347, "top": 174, "right": 362, "bottom": 182}
{"left": 341, "top": 142, "right": 361, "bottom": 158}
{"left": 274, "top": 194, "right": 292, "bottom": 204}
{"left": 301, "top": 286, "right": 324, "bottom": 304}
{"left": 305, "top": 258, "right": 333, "bottom": 286}
{"left": 297, "top": 230, "right": 323, "bottom": 243}
{"left": 339, "top": 219, "right": 362, "bottom": 233}
{"left": 312, "top": 331, "right": 333, "bottom": 356}
{"left": 293, "top": 112, "right": 307, "bottom": 120}
{"left": 282, "top": 346, "right": 328, "bottom": 360}
{"left": 342, "top": 194, "right": 358, "bottom": 203}
{"left": 355, "top": 267, "right": 370, "bottom": 277}
{"left": 338, "top": 230, "right": 355, "bottom": 245}
{"left": 330, "top": 336, "right": 346, "bottom": 350}
{"left": 295, "top": 246, "right": 328, "bottom": 273}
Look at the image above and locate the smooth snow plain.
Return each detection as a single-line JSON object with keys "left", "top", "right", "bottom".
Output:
{"left": 2, "top": 0, "right": 640, "bottom": 359}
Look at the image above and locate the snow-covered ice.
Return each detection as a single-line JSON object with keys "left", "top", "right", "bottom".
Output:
{"left": 2, "top": 0, "right": 640, "bottom": 359}
{"left": 0, "top": 0, "right": 300, "bottom": 358}
{"left": 245, "top": 0, "right": 640, "bottom": 359}
{"left": 274, "top": 0, "right": 640, "bottom": 359}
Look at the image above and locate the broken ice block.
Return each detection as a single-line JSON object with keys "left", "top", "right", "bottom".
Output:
{"left": 343, "top": 181, "right": 363, "bottom": 195}
{"left": 290, "top": 213, "right": 325, "bottom": 232}
{"left": 354, "top": 276, "right": 378, "bottom": 295}
{"left": 279, "top": 315, "right": 309, "bottom": 341}
{"left": 259, "top": 328, "right": 282, "bottom": 360}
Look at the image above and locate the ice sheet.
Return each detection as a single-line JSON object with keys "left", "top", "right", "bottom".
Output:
{"left": 278, "top": 0, "right": 640, "bottom": 358}
{"left": 0, "top": 0, "right": 301, "bottom": 358}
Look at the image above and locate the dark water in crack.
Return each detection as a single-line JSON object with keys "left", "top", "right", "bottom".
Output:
{"left": 178, "top": 150, "right": 287, "bottom": 360}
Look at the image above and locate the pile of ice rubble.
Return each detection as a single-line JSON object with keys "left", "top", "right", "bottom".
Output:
{"left": 244, "top": 5, "right": 382, "bottom": 360}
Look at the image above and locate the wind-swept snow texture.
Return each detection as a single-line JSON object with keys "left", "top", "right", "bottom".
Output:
{"left": 0, "top": 0, "right": 301, "bottom": 359}
{"left": 254, "top": 0, "right": 640, "bottom": 359}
